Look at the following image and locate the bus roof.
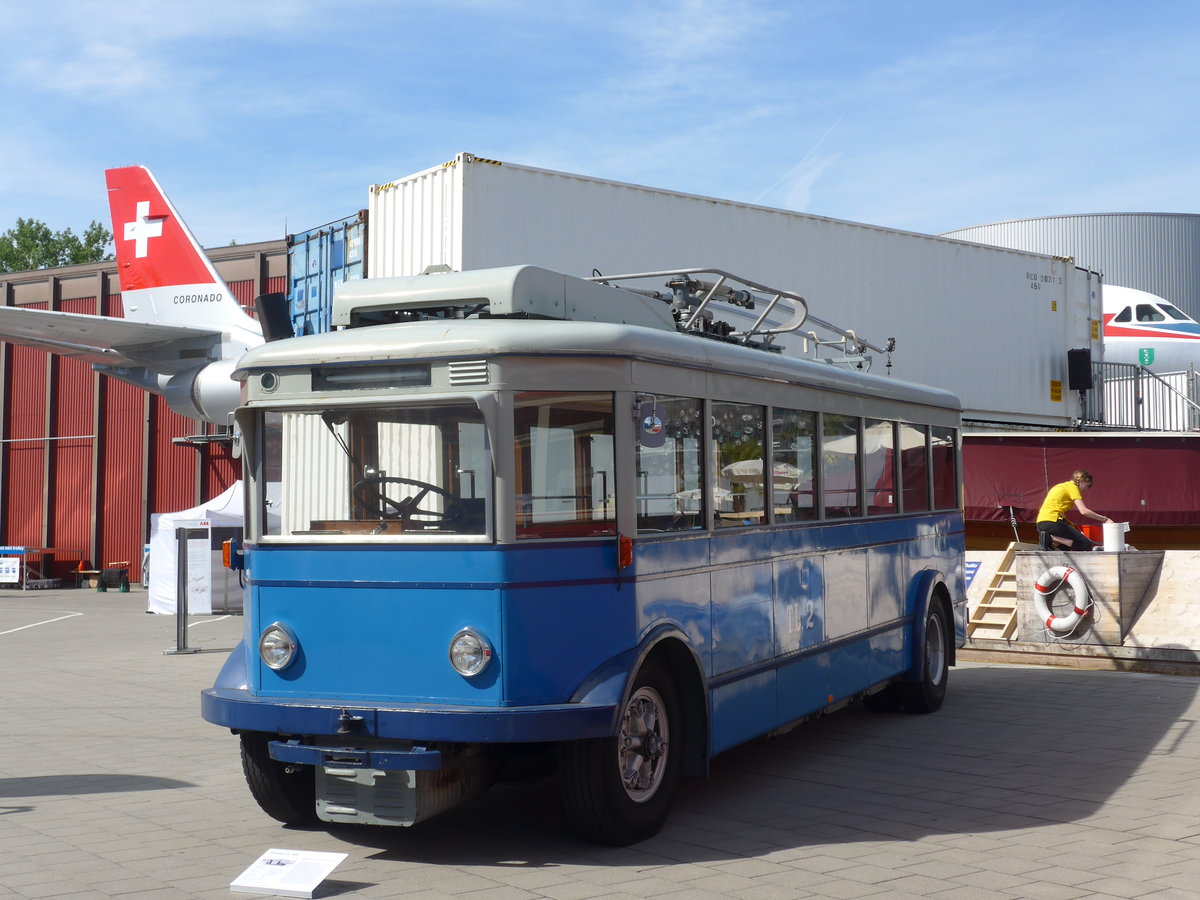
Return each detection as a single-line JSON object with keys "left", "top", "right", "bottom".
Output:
{"left": 234, "top": 316, "right": 961, "bottom": 412}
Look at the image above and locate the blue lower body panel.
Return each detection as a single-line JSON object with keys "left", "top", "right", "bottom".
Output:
{"left": 201, "top": 687, "right": 616, "bottom": 743}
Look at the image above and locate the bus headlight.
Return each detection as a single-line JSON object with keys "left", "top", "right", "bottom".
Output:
{"left": 449, "top": 628, "right": 492, "bottom": 677}
{"left": 259, "top": 622, "right": 298, "bottom": 671}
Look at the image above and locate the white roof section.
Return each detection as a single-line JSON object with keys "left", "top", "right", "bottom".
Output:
{"left": 235, "top": 315, "right": 960, "bottom": 413}
{"left": 331, "top": 265, "right": 677, "bottom": 331}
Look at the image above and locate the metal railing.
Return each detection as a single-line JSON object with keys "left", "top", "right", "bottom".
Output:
{"left": 1082, "top": 362, "right": 1200, "bottom": 431}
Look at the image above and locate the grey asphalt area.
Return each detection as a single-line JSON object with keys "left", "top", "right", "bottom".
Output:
{"left": 2, "top": 587, "right": 1199, "bottom": 899}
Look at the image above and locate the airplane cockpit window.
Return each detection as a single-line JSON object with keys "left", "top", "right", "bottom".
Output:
{"left": 1114, "top": 307, "right": 1132, "bottom": 323}
{"left": 1162, "top": 304, "right": 1189, "bottom": 321}
{"left": 1136, "top": 304, "right": 1165, "bottom": 322}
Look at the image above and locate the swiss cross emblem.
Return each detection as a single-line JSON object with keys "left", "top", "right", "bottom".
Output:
{"left": 124, "top": 201, "right": 165, "bottom": 258}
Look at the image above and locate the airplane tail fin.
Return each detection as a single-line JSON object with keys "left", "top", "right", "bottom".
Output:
{"left": 105, "top": 166, "right": 261, "bottom": 345}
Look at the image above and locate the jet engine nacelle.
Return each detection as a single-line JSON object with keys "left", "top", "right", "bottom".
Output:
{"left": 164, "top": 357, "right": 243, "bottom": 423}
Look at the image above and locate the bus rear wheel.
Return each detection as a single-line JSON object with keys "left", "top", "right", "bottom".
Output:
{"left": 559, "top": 661, "right": 683, "bottom": 845}
{"left": 902, "top": 602, "right": 950, "bottom": 714}
{"left": 239, "top": 733, "right": 318, "bottom": 826}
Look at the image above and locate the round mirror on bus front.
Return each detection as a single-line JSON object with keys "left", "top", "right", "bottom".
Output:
{"left": 637, "top": 400, "right": 666, "bottom": 448}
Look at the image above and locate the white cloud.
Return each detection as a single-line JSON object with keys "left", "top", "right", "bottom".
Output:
{"left": 4, "top": 0, "right": 1200, "bottom": 245}
{"left": 780, "top": 155, "right": 841, "bottom": 213}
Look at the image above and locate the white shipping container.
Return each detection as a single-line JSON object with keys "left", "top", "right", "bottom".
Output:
{"left": 368, "top": 153, "right": 1102, "bottom": 428}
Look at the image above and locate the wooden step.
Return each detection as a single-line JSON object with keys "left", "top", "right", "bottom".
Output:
{"left": 966, "top": 541, "right": 1025, "bottom": 642}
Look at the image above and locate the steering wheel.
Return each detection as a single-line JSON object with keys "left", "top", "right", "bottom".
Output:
{"left": 353, "top": 475, "right": 463, "bottom": 525}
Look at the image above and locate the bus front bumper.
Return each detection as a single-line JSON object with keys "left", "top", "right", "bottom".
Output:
{"left": 201, "top": 687, "right": 618, "bottom": 744}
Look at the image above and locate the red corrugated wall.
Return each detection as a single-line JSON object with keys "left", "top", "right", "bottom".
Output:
{"left": 228, "top": 279, "right": 256, "bottom": 306}
{"left": 49, "top": 297, "right": 97, "bottom": 565}
{"left": 206, "top": 442, "right": 240, "bottom": 494}
{"left": 4, "top": 329, "right": 49, "bottom": 549}
{"left": 1, "top": 263, "right": 285, "bottom": 583}
{"left": 95, "top": 290, "right": 146, "bottom": 572}
{"left": 148, "top": 399, "right": 198, "bottom": 515}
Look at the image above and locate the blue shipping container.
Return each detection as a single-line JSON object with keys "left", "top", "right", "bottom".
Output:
{"left": 287, "top": 210, "right": 368, "bottom": 335}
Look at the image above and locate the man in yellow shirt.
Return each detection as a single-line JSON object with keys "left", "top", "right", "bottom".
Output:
{"left": 1036, "top": 469, "right": 1111, "bottom": 551}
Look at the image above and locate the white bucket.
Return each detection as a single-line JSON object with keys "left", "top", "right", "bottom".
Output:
{"left": 1103, "top": 521, "right": 1130, "bottom": 552}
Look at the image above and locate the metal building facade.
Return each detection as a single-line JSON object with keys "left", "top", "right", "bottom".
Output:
{"left": 0, "top": 240, "right": 285, "bottom": 581}
{"left": 942, "top": 213, "right": 1200, "bottom": 319}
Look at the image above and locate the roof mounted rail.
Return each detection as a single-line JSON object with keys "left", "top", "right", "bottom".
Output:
{"left": 586, "top": 268, "right": 893, "bottom": 370}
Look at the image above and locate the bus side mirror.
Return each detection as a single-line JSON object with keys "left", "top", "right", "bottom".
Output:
{"left": 223, "top": 537, "right": 245, "bottom": 571}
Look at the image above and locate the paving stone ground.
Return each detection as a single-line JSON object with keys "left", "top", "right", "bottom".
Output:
{"left": 2, "top": 587, "right": 1199, "bottom": 899}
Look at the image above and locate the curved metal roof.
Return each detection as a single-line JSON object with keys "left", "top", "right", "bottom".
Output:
{"left": 235, "top": 317, "right": 961, "bottom": 411}
{"left": 942, "top": 213, "right": 1200, "bottom": 318}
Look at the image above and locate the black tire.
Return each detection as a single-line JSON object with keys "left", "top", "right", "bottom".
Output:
{"left": 862, "top": 684, "right": 903, "bottom": 712}
{"left": 901, "top": 601, "right": 950, "bottom": 714}
{"left": 559, "top": 661, "right": 683, "bottom": 845}
{"left": 239, "top": 733, "right": 318, "bottom": 826}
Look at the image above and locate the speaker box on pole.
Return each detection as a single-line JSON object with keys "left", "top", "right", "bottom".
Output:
{"left": 1067, "top": 348, "right": 1092, "bottom": 391}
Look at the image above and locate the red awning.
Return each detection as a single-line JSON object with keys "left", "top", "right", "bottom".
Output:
{"left": 964, "top": 434, "right": 1200, "bottom": 527}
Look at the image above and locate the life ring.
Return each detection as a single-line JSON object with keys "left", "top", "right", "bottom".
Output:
{"left": 1033, "top": 565, "right": 1092, "bottom": 634}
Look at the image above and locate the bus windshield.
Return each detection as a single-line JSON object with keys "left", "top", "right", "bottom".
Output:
{"left": 261, "top": 402, "right": 490, "bottom": 539}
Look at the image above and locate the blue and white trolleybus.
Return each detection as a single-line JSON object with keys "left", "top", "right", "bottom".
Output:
{"left": 202, "top": 264, "right": 966, "bottom": 844}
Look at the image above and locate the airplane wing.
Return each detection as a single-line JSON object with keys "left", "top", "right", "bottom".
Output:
{"left": 0, "top": 165, "right": 267, "bottom": 422}
{"left": 0, "top": 306, "right": 224, "bottom": 374}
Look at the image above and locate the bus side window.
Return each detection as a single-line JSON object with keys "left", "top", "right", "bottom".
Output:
{"left": 864, "top": 418, "right": 897, "bottom": 515}
{"left": 899, "top": 423, "right": 930, "bottom": 512}
{"left": 713, "top": 402, "right": 766, "bottom": 527}
{"left": 931, "top": 425, "right": 959, "bottom": 509}
{"left": 822, "top": 413, "right": 860, "bottom": 518}
{"left": 514, "top": 392, "right": 616, "bottom": 538}
{"left": 773, "top": 408, "right": 816, "bottom": 522}
{"left": 636, "top": 397, "right": 704, "bottom": 534}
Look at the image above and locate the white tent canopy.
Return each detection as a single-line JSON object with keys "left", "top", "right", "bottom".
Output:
{"left": 147, "top": 482, "right": 244, "bottom": 615}
{"left": 720, "top": 459, "right": 803, "bottom": 485}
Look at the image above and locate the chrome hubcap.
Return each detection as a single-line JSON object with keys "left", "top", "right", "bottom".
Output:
{"left": 618, "top": 685, "right": 669, "bottom": 803}
{"left": 927, "top": 613, "right": 946, "bottom": 686}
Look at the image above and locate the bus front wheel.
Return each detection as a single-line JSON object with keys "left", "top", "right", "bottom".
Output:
{"left": 239, "top": 733, "right": 318, "bottom": 826}
{"left": 902, "top": 602, "right": 950, "bottom": 714}
{"left": 559, "top": 661, "right": 683, "bottom": 845}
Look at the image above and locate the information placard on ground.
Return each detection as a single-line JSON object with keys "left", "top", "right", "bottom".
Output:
{"left": 230, "top": 848, "right": 348, "bottom": 898}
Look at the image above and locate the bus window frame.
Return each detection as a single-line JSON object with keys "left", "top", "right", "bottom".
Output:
{"left": 768, "top": 406, "right": 818, "bottom": 526}
{"left": 819, "top": 411, "right": 863, "bottom": 519}
{"left": 513, "top": 390, "right": 618, "bottom": 540}
{"left": 239, "top": 376, "right": 961, "bottom": 546}
{"left": 242, "top": 390, "right": 502, "bottom": 545}
{"left": 634, "top": 394, "right": 706, "bottom": 536}
{"left": 931, "top": 423, "right": 960, "bottom": 511}
{"left": 712, "top": 400, "right": 768, "bottom": 529}
{"left": 898, "top": 421, "right": 931, "bottom": 514}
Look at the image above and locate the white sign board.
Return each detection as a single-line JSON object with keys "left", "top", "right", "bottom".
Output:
{"left": 0, "top": 556, "right": 20, "bottom": 584}
{"left": 179, "top": 520, "right": 212, "bottom": 615}
{"left": 231, "top": 848, "right": 348, "bottom": 898}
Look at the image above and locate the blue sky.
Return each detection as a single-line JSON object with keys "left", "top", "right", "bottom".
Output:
{"left": 3, "top": 0, "right": 1198, "bottom": 250}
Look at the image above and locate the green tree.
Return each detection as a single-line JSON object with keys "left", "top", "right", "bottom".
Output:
{"left": 0, "top": 217, "right": 113, "bottom": 273}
